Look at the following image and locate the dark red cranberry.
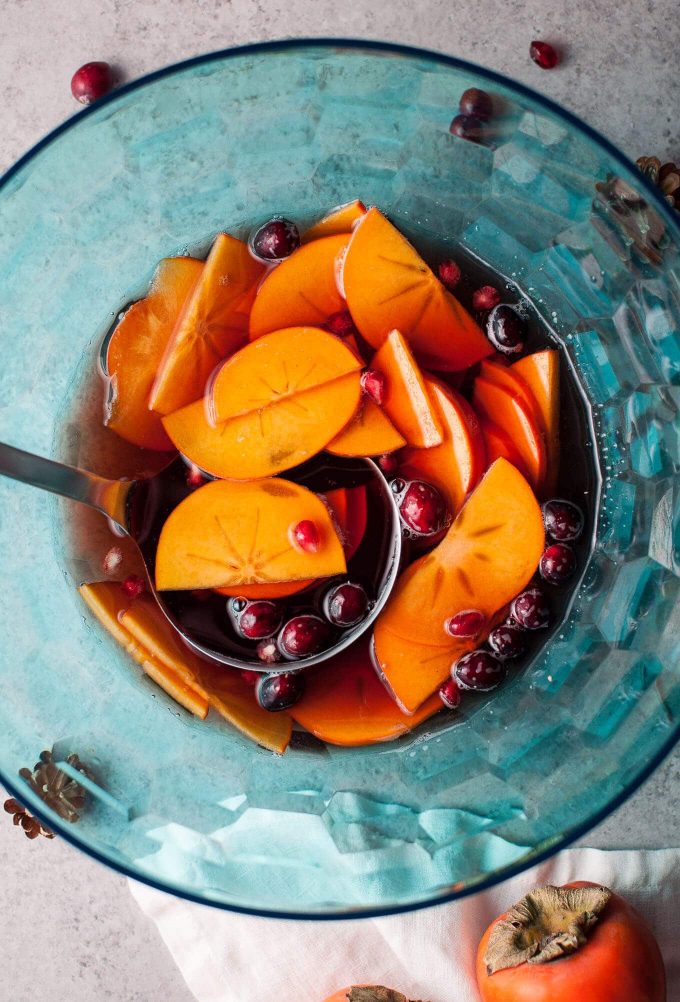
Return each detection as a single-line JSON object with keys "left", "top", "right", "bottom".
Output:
{"left": 279, "top": 615, "right": 330, "bottom": 659}
{"left": 530, "top": 40, "right": 559, "bottom": 70}
{"left": 251, "top": 218, "right": 300, "bottom": 261}
{"left": 390, "top": 477, "right": 406, "bottom": 495}
{"left": 472, "top": 285, "right": 502, "bottom": 311}
{"left": 256, "top": 672, "right": 305, "bottom": 712}
{"left": 488, "top": 623, "right": 527, "bottom": 660}
{"left": 540, "top": 543, "right": 577, "bottom": 585}
{"left": 324, "top": 582, "right": 369, "bottom": 627}
{"left": 121, "top": 575, "right": 145, "bottom": 599}
{"left": 459, "top": 88, "right": 493, "bottom": 121}
{"left": 486, "top": 304, "right": 526, "bottom": 356}
{"left": 445, "top": 609, "right": 486, "bottom": 639}
{"left": 511, "top": 586, "right": 550, "bottom": 630}
{"left": 256, "top": 639, "right": 282, "bottom": 665}
{"left": 326, "top": 311, "right": 355, "bottom": 337}
{"left": 71, "top": 62, "right": 113, "bottom": 105}
{"left": 439, "top": 678, "right": 462, "bottom": 709}
{"left": 378, "top": 452, "right": 400, "bottom": 476}
{"left": 240, "top": 669, "right": 260, "bottom": 685}
{"left": 542, "top": 499, "right": 584, "bottom": 542}
{"left": 292, "top": 519, "right": 320, "bottom": 553}
{"left": 186, "top": 463, "right": 204, "bottom": 487}
{"left": 236, "top": 600, "right": 282, "bottom": 640}
{"left": 231, "top": 597, "right": 247, "bottom": 613}
{"left": 449, "top": 114, "right": 484, "bottom": 143}
{"left": 453, "top": 650, "right": 507, "bottom": 691}
{"left": 398, "top": 480, "right": 450, "bottom": 538}
{"left": 361, "top": 368, "right": 386, "bottom": 405}
{"left": 438, "top": 259, "right": 461, "bottom": 288}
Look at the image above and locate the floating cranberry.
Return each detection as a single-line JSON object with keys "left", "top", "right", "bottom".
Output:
{"left": 378, "top": 452, "right": 400, "bottom": 476}
{"left": 453, "top": 650, "right": 507, "bottom": 691}
{"left": 488, "top": 623, "right": 527, "bottom": 660}
{"left": 438, "top": 259, "right": 461, "bottom": 289}
{"left": 251, "top": 218, "right": 300, "bottom": 261}
{"left": 390, "top": 477, "right": 406, "bottom": 495}
{"left": 256, "top": 639, "right": 282, "bottom": 665}
{"left": 486, "top": 304, "right": 526, "bottom": 355}
{"left": 292, "top": 519, "right": 320, "bottom": 553}
{"left": 511, "top": 586, "right": 550, "bottom": 630}
{"left": 439, "top": 678, "right": 462, "bottom": 709}
{"left": 459, "top": 87, "right": 493, "bottom": 121}
{"left": 530, "top": 40, "right": 559, "bottom": 70}
{"left": 71, "top": 62, "right": 113, "bottom": 105}
{"left": 101, "top": 545, "right": 123, "bottom": 576}
{"left": 231, "top": 597, "right": 247, "bottom": 613}
{"left": 256, "top": 672, "right": 305, "bottom": 712}
{"left": 279, "top": 614, "right": 330, "bottom": 659}
{"left": 540, "top": 543, "right": 577, "bottom": 586}
{"left": 240, "top": 668, "right": 260, "bottom": 685}
{"left": 449, "top": 114, "right": 484, "bottom": 143}
{"left": 324, "top": 582, "right": 369, "bottom": 627}
{"left": 237, "top": 600, "right": 282, "bottom": 640}
{"left": 542, "top": 499, "right": 584, "bottom": 542}
{"left": 472, "top": 285, "right": 502, "bottom": 311}
{"left": 121, "top": 575, "right": 145, "bottom": 599}
{"left": 398, "top": 480, "right": 450, "bottom": 538}
{"left": 445, "top": 609, "right": 486, "bottom": 639}
{"left": 326, "top": 311, "right": 355, "bottom": 337}
{"left": 361, "top": 368, "right": 386, "bottom": 406}
{"left": 186, "top": 463, "right": 204, "bottom": 487}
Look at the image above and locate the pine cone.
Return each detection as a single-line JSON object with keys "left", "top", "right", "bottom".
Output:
{"left": 637, "top": 156, "right": 680, "bottom": 211}
{"left": 19, "top": 750, "right": 94, "bottom": 824}
{"left": 3, "top": 797, "right": 55, "bottom": 840}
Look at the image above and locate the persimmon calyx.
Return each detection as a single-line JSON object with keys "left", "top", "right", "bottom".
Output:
{"left": 485, "top": 884, "right": 612, "bottom": 975}
{"left": 346, "top": 988, "right": 428, "bottom": 1002}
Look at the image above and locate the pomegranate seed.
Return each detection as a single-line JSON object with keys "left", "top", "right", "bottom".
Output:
{"left": 542, "top": 499, "right": 584, "bottom": 542}
{"left": 449, "top": 114, "right": 484, "bottom": 143}
{"left": 235, "top": 600, "right": 282, "bottom": 640}
{"left": 326, "top": 311, "right": 355, "bottom": 337}
{"left": 324, "top": 582, "right": 369, "bottom": 627}
{"left": 511, "top": 586, "right": 550, "bottom": 630}
{"left": 378, "top": 452, "right": 400, "bottom": 476}
{"left": 439, "top": 678, "right": 462, "bottom": 709}
{"left": 540, "top": 543, "right": 577, "bottom": 585}
{"left": 101, "top": 545, "right": 123, "bottom": 576}
{"left": 398, "top": 480, "right": 450, "bottom": 538}
{"left": 255, "top": 639, "right": 282, "bottom": 665}
{"left": 256, "top": 672, "right": 305, "bottom": 712}
{"left": 71, "top": 62, "right": 113, "bottom": 105}
{"left": 488, "top": 624, "right": 527, "bottom": 660}
{"left": 279, "top": 615, "right": 330, "bottom": 659}
{"left": 453, "top": 650, "right": 506, "bottom": 691}
{"left": 240, "top": 669, "right": 260, "bottom": 685}
{"left": 121, "top": 575, "right": 145, "bottom": 599}
{"left": 438, "top": 259, "right": 462, "bottom": 288}
{"left": 445, "top": 609, "right": 486, "bottom": 639}
{"left": 186, "top": 463, "right": 204, "bottom": 487}
{"left": 486, "top": 304, "right": 526, "bottom": 356}
{"left": 530, "top": 40, "right": 559, "bottom": 70}
{"left": 292, "top": 519, "right": 320, "bottom": 553}
{"left": 459, "top": 87, "right": 493, "bottom": 121}
{"left": 472, "top": 285, "right": 502, "bottom": 311}
{"left": 250, "top": 218, "right": 300, "bottom": 261}
{"left": 361, "top": 368, "right": 386, "bottom": 405}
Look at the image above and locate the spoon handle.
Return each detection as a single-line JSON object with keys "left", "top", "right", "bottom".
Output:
{"left": 0, "top": 442, "right": 130, "bottom": 529}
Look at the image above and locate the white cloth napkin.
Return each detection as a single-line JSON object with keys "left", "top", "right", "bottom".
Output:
{"left": 129, "top": 848, "right": 680, "bottom": 1001}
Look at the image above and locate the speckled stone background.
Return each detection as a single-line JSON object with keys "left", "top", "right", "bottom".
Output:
{"left": 1, "top": 2, "right": 679, "bottom": 1000}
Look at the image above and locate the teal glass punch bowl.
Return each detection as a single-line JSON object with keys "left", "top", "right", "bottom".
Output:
{"left": 1, "top": 40, "right": 679, "bottom": 918}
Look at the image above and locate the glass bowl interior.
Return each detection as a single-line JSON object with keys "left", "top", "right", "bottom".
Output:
{"left": 1, "top": 40, "right": 679, "bottom": 918}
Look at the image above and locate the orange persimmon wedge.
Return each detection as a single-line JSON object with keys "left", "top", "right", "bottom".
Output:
{"left": 401, "top": 378, "right": 486, "bottom": 514}
{"left": 326, "top": 397, "right": 406, "bottom": 456}
{"left": 343, "top": 208, "right": 492, "bottom": 371}
{"left": 150, "top": 233, "right": 265, "bottom": 415}
{"left": 480, "top": 417, "right": 530, "bottom": 481}
{"left": 302, "top": 200, "right": 367, "bottom": 242}
{"left": 372, "top": 622, "right": 467, "bottom": 715}
{"left": 372, "top": 329, "right": 443, "bottom": 448}
{"left": 78, "top": 581, "right": 140, "bottom": 653}
{"left": 472, "top": 376, "right": 546, "bottom": 492}
{"left": 513, "top": 349, "right": 560, "bottom": 493}
{"left": 141, "top": 655, "right": 210, "bottom": 719}
{"left": 479, "top": 359, "right": 544, "bottom": 428}
{"left": 155, "top": 478, "right": 347, "bottom": 591}
{"left": 290, "top": 640, "right": 442, "bottom": 744}
{"left": 105, "top": 257, "right": 203, "bottom": 451}
{"left": 249, "top": 235, "right": 350, "bottom": 340}
{"left": 196, "top": 666, "right": 292, "bottom": 754}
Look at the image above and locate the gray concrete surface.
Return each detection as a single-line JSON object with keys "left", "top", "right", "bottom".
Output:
{"left": 1, "top": 1, "right": 679, "bottom": 999}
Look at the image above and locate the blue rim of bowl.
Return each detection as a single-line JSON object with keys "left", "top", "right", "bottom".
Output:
{"left": 2, "top": 38, "right": 680, "bottom": 920}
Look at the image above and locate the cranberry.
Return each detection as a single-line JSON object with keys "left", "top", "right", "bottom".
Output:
{"left": 449, "top": 114, "right": 484, "bottom": 143}
{"left": 256, "top": 639, "right": 282, "bottom": 665}
{"left": 511, "top": 586, "right": 550, "bottom": 630}
{"left": 488, "top": 623, "right": 527, "bottom": 660}
{"left": 186, "top": 463, "right": 204, "bottom": 487}
{"left": 540, "top": 543, "right": 577, "bottom": 586}
{"left": 231, "top": 597, "right": 247, "bottom": 613}
{"left": 542, "top": 499, "right": 584, "bottom": 542}
{"left": 398, "top": 480, "right": 450, "bottom": 538}
{"left": 439, "top": 678, "right": 462, "bottom": 709}
{"left": 101, "top": 545, "right": 123, "bottom": 576}
{"left": 378, "top": 452, "right": 400, "bottom": 476}
{"left": 459, "top": 87, "right": 493, "bottom": 121}
{"left": 472, "top": 285, "right": 502, "bottom": 311}
{"left": 326, "top": 311, "right": 355, "bottom": 337}
{"left": 236, "top": 600, "right": 282, "bottom": 640}
{"left": 251, "top": 218, "right": 300, "bottom": 261}
{"left": 291, "top": 519, "right": 320, "bottom": 553}
{"left": 279, "top": 615, "right": 330, "bottom": 659}
{"left": 240, "top": 669, "right": 260, "bottom": 685}
{"left": 445, "top": 609, "right": 486, "bottom": 639}
{"left": 324, "top": 582, "right": 369, "bottom": 627}
{"left": 71, "top": 62, "right": 113, "bottom": 105}
{"left": 486, "top": 304, "right": 526, "bottom": 356}
{"left": 438, "top": 259, "right": 461, "bottom": 288}
{"left": 390, "top": 477, "right": 406, "bottom": 495}
{"left": 453, "top": 650, "right": 507, "bottom": 691}
{"left": 361, "top": 368, "right": 386, "bottom": 405}
{"left": 256, "top": 672, "right": 305, "bottom": 712}
{"left": 530, "top": 40, "right": 559, "bottom": 70}
{"left": 121, "top": 575, "right": 145, "bottom": 599}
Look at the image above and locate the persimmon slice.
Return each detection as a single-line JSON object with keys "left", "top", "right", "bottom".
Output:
{"left": 155, "top": 478, "right": 347, "bottom": 591}
{"left": 513, "top": 349, "right": 560, "bottom": 493}
{"left": 326, "top": 398, "right": 406, "bottom": 456}
{"left": 373, "top": 329, "right": 443, "bottom": 448}
{"left": 373, "top": 621, "right": 467, "bottom": 715}
{"left": 210, "top": 327, "right": 361, "bottom": 423}
{"left": 150, "top": 234, "right": 265, "bottom": 415}
{"left": 480, "top": 417, "right": 530, "bottom": 481}
{"left": 302, "top": 200, "right": 367, "bottom": 242}
{"left": 196, "top": 665, "right": 292, "bottom": 754}
{"left": 105, "top": 257, "right": 203, "bottom": 451}
{"left": 78, "top": 581, "right": 139, "bottom": 653}
{"left": 479, "top": 359, "right": 544, "bottom": 427}
{"left": 120, "top": 595, "right": 209, "bottom": 698}
{"left": 249, "top": 234, "right": 350, "bottom": 340}
{"left": 473, "top": 376, "right": 546, "bottom": 491}
{"left": 141, "top": 656, "right": 210, "bottom": 719}
{"left": 290, "top": 640, "right": 441, "bottom": 744}
{"left": 343, "top": 208, "right": 492, "bottom": 370}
